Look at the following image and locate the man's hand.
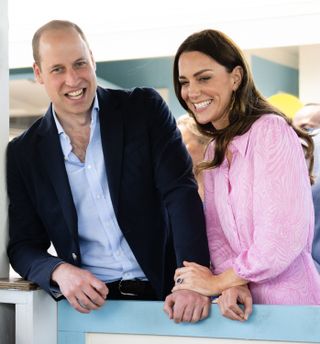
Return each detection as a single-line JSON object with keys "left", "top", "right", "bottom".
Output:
{"left": 163, "top": 290, "right": 210, "bottom": 323}
{"left": 217, "top": 285, "right": 252, "bottom": 321}
{"left": 51, "top": 263, "right": 108, "bottom": 313}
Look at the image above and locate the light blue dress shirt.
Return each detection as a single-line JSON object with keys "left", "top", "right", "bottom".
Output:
{"left": 52, "top": 96, "right": 146, "bottom": 282}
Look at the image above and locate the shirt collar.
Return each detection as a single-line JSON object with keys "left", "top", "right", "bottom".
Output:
{"left": 229, "top": 129, "right": 251, "bottom": 157}
{"left": 52, "top": 94, "right": 100, "bottom": 135}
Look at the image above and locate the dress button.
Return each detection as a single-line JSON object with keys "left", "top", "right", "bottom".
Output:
{"left": 72, "top": 253, "right": 77, "bottom": 261}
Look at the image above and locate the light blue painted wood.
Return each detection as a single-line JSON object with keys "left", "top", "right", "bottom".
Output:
{"left": 58, "top": 331, "right": 85, "bottom": 344}
{"left": 58, "top": 300, "right": 320, "bottom": 343}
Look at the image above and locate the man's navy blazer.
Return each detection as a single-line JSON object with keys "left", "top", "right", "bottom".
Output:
{"left": 7, "top": 87, "right": 209, "bottom": 300}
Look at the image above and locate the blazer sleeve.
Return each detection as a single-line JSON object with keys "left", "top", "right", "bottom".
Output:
{"left": 144, "top": 88, "right": 210, "bottom": 267}
{"left": 6, "top": 140, "right": 63, "bottom": 298}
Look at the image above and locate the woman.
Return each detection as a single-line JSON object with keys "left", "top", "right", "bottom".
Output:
{"left": 177, "top": 114, "right": 211, "bottom": 200}
{"left": 172, "top": 29, "right": 320, "bottom": 319}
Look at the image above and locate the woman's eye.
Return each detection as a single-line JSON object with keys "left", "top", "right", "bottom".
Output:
{"left": 199, "top": 76, "right": 211, "bottom": 82}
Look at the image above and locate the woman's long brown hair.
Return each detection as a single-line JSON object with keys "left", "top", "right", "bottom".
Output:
{"left": 173, "top": 29, "right": 314, "bottom": 183}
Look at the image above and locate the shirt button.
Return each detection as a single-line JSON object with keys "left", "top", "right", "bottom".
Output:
{"left": 96, "top": 194, "right": 101, "bottom": 199}
{"left": 72, "top": 253, "right": 77, "bottom": 261}
{"left": 87, "top": 165, "right": 92, "bottom": 169}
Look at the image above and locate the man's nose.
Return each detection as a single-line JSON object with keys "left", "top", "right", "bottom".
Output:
{"left": 65, "top": 68, "right": 80, "bottom": 86}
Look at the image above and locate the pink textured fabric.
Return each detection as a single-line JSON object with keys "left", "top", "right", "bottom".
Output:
{"left": 204, "top": 114, "right": 320, "bottom": 304}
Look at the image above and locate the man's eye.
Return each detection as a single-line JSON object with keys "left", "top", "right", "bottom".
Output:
{"left": 76, "top": 61, "right": 87, "bottom": 68}
{"left": 51, "top": 67, "right": 62, "bottom": 73}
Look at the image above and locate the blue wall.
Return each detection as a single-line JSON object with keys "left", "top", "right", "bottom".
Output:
{"left": 10, "top": 54, "right": 299, "bottom": 118}
{"left": 251, "top": 55, "right": 299, "bottom": 97}
{"left": 96, "top": 57, "right": 185, "bottom": 117}
{"left": 96, "top": 55, "right": 299, "bottom": 117}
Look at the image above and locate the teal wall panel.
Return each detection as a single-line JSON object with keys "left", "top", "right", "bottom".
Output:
{"left": 96, "top": 57, "right": 185, "bottom": 117}
{"left": 10, "top": 53, "right": 300, "bottom": 119}
{"left": 251, "top": 55, "right": 299, "bottom": 98}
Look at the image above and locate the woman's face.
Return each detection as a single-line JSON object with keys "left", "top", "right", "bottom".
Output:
{"left": 178, "top": 51, "right": 242, "bottom": 130}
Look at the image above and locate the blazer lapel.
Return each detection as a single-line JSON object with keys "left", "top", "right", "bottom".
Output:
{"left": 97, "top": 87, "right": 124, "bottom": 218}
{"left": 37, "top": 107, "right": 78, "bottom": 236}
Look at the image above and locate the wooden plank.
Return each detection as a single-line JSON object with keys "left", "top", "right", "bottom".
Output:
{"left": 0, "top": 278, "right": 39, "bottom": 291}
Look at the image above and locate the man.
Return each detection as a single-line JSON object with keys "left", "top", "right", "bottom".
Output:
{"left": 7, "top": 20, "right": 210, "bottom": 322}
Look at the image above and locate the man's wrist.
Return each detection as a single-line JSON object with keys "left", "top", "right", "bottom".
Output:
{"left": 50, "top": 261, "right": 66, "bottom": 284}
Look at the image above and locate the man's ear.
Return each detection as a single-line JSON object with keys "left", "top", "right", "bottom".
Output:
{"left": 90, "top": 50, "right": 96, "bottom": 71}
{"left": 33, "top": 62, "right": 44, "bottom": 84}
{"left": 231, "top": 66, "right": 243, "bottom": 91}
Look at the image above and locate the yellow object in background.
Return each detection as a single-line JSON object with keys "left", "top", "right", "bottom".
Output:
{"left": 268, "top": 93, "right": 303, "bottom": 119}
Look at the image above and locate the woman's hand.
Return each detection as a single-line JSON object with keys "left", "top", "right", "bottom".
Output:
{"left": 217, "top": 285, "right": 253, "bottom": 321}
{"left": 172, "top": 261, "right": 220, "bottom": 296}
{"left": 172, "top": 261, "right": 248, "bottom": 297}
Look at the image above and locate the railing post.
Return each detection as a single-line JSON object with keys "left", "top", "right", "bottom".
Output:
{"left": 0, "top": 0, "right": 13, "bottom": 342}
{"left": 0, "top": 279, "right": 57, "bottom": 344}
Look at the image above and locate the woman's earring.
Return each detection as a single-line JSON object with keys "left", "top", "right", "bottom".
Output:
{"left": 229, "top": 91, "right": 236, "bottom": 112}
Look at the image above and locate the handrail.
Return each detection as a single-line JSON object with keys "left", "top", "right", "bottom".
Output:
{"left": 58, "top": 300, "right": 320, "bottom": 344}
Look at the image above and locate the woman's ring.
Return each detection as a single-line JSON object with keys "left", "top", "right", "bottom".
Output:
{"left": 176, "top": 277, "right": 184, "bottom": 284}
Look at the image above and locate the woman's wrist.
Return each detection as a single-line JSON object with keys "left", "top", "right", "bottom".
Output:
{"left": 210, "top": 275, "right": 223, "bottom": 296}
{"left": 212, "top": 269, "right": 248, "bottom": 295}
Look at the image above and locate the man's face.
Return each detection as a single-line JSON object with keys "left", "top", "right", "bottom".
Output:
{"left": 33, "top": 28, "right": 97, "bottom": 119}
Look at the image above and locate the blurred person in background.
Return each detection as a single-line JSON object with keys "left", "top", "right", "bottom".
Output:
{"left": 293, "top": 103, "right": 320, "bottom": 130}
{"left": 312, "top": 180, "right": 320, "bottom": 272}
{"left": 294, "top": 103, "right": 320, "bottom": 181}
{"left": 294, "top": 104, "right": 320, "bottom": 272}
{"left": 177, "top": 114, "right": 211, "bottom": 200}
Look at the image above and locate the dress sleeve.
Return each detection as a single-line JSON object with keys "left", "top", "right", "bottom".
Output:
{"left": 233, "top": 116, "right": 314, "bottom": 283}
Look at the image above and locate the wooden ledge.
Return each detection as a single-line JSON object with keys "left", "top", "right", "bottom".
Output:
{"left": 0, "top": 278, "right": 39, "bottom": 291}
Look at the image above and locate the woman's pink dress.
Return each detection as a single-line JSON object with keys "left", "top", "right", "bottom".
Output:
{"left": 204, "top": 114, "right": 320, "bottom": 304}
